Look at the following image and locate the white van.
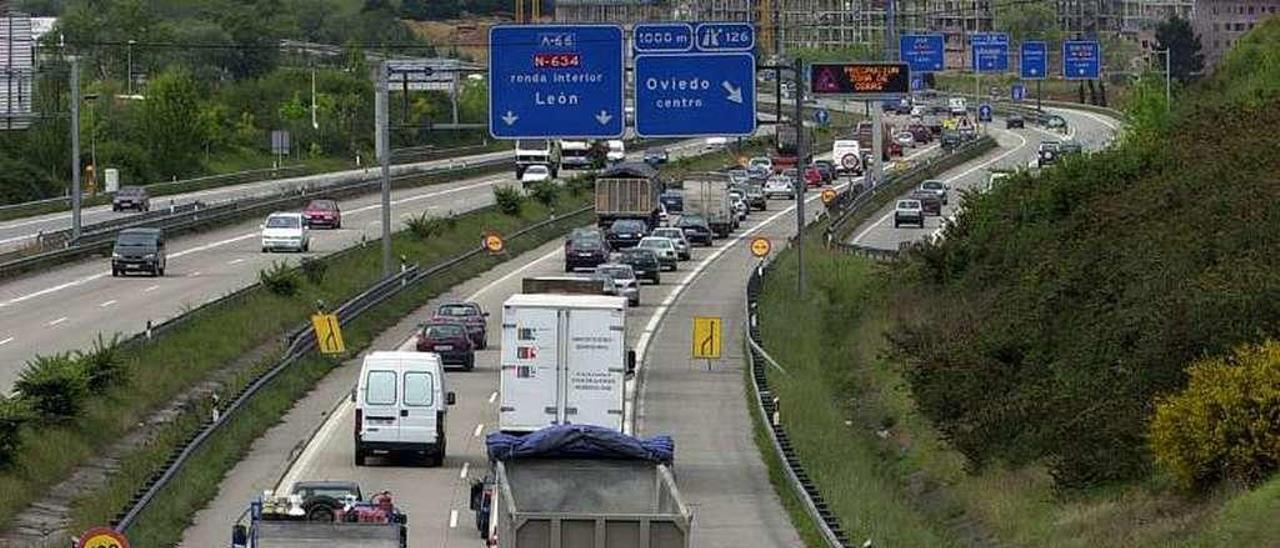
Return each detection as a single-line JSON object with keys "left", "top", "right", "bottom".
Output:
{"left": 606, "top": 140, "right": 626, "bottom": 163}
{"left": 354, "top": 351, "right": 455, "bottom": 467}
{"left": 948, "top": 97, "right": 967, "bottom": 116}
{"left": 832, "top": 140, "right": 863, "bottom": 175}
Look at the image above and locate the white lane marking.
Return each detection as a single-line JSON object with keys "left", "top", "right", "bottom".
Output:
{"left": 852, "top": 130, "right": 1029, "bottom": 245}
{"left": 47, "top": 317, "right": 67, "bottom": 327}
{"left": 98, "top": 300, "right": 117, "bottom": 308}
{"left": 1053, "top": 107, "right": 1120, "bottom": 132}
{"left": 449, "top": 509, "right": 459, "bottom": 528}
{"left": 0, "top": 272, "right": 109, "bottom": 308}
{"left": 488, "top": 391, "right": 497, "bottom": 404}
{"left": 188, "top": 271, "right": 201, "bottom": 277}
{"left": 144, "top": 285, "right": 159, "bottom": 292}
{"left": 277, "top": 399, "right": 353, "bottom": 494}
{"left": 473, "top": 423, "right": 484, "bottom": 437}
{"left": 466, "top": 246, "right": 563, "bottom": 301}
{"left": 460, "top": 462, "right": 470, "bottom": 479}
{"left": 0, "top": 337, "right": 13, "bottom": 346}
{"left": 228, "top": 258, "right": 245, "bottom": 265}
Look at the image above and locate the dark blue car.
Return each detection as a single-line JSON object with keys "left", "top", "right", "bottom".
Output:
{"left": 659, "top": 190, "right": 683, "bottom": 213}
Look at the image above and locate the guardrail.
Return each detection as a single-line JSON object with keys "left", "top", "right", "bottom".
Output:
{"left": 111, "top": 204, "right": 594, "bottom": 532}
{"left": 0, "top": 155, "right": 511, "bottom": 279}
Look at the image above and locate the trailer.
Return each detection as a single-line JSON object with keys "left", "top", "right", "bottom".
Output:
{"left": 471, "top": 425, "right": 691, "bottom": 548}
{"left": 231, "top": 489, "right": 407, "bottom": 548}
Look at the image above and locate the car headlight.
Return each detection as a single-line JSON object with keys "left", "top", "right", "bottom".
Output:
{"left": 144, "top": 253, "right": 156, "bottom": 259}
{"left": 112, "top": 252, "right": 121, "bottom": 259}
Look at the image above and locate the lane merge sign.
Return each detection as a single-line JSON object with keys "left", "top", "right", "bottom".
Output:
{"left": 692, "top": 316, "right": 723, "bottom": 359}
{"left": 970, "top": 33, "right": 1010, "bottom": 73}
{"left": 750, "top": 236, "right": 771, "bottom": 257}
{"left": 899, "top": 34, "right": 945, "bottom": 72}
{"left": 634, "top": 22, "right": 756, "bottom": 138}
{"left": 311, "top": 313, "right": 346, "bottom": 355}
{"left": 488, "top": 24, "right": 625, "bottom": 139}
{"left": 1020, "top": 41, "right": 1048, "bottom": 80}
{"left": 1063, "top": 40, "right": 1101, "bottom": 80}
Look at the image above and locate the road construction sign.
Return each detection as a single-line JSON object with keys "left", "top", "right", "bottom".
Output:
{"left": 310, "top": 313, "right": 346, "bottom": 355}
{"left": 692, "top": 316, "right": 723, "bottom": 359}
{"left": 749, "top": 237, "right": 771, "bottom": 258}
{"left": 77, "top": 527, "right": 129, "bottom": 548}
{"left": 483, "top": 232, "right": 505, "bottom": 254}
{"left": 821, "top": 188, "right": 837, "bottom": 205}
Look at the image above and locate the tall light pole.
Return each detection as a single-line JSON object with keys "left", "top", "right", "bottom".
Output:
{"left": 1161, "top": 48, "right": 1171, "bottom": 109}
{"left": 375, "top": 61, "right": 392, "bottom": 276}
{"left": 126, "top": 39, "right": 136, "bottom": 95}
{"left": 70, "top": 57, "right": 82, "bottom": 240}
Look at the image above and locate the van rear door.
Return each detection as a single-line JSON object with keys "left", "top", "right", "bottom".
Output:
{"left": 361, "top": 366, "right": 400, "bottom": 443}
{"left": 500, "top": 306, "right": 562, "bottom": 431}
{"left": 562, "top": 306, "right": 626, "bottom": 430}
{"left": 399, "top": 365, "right": 439, "bottom": 446}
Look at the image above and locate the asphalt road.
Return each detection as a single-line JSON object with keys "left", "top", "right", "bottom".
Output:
{"left": 176, "top": 140, "right": 942, "bottom": 547}
{"left": 0, "top": 141, "right": 713, "bottom": 392}
{"left": 848, "top": 107, "right": 1120, "bottom": 250}
{"left": 0, "top": 151, "right": 512, "bottom": 252}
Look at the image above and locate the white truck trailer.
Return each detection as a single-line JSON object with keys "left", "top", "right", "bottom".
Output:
{"left": 499, "top": 294, "right": 634, "bottom": 433}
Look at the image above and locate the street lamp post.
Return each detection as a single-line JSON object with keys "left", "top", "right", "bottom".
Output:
{"left": 126, "top": 39, "right": 136, "bottom": 95}
{"left": 1162, "top": 48, "right": 1171, "bottom": 108}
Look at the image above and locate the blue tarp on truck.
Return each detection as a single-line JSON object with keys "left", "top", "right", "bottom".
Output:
{"left": 485, "top": 424, "right": 674, "bottom": 465}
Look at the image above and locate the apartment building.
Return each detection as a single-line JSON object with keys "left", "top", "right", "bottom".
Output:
{"left": 552, "top": 0, "right": 675, "bottom": 24}
{"left": 1193, "top": 0, "right": 1280, "bottom": 67}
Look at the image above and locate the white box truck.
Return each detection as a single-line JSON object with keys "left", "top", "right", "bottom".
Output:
{"left": 499, "top": 294, "right": 633, "bottom": 433}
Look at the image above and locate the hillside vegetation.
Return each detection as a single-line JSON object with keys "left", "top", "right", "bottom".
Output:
{"left": 892, "top": 17, "right": 1280, "bottom": 489}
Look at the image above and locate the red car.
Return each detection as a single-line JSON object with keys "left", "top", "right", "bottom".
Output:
{"left": 303, "top": 199, "right": 342, "bottom": 229}
{"left": 416, "top": 320, "right": 475, "bottom": 370}
{"left": 433, "top": 302, "right": 489, "bottom": 349}
{"left": 803, "top": 166, "right": 823, "bottom": 188}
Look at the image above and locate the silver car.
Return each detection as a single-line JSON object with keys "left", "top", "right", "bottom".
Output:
{"left": 638, "top": 237, "right": 679, "bottom": 271}
{"left": 596, "top": 263, "right": 640, "bottom": 307}
{"left": 650, "top": 227, "right": 691, "bottom": 260}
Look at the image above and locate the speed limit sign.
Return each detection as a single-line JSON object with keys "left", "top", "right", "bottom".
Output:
{"left": 77, "top": 527, "right": 129, "bottom": 548}
{"left": 840, "top": 153, "right": 859, "bottom": 170}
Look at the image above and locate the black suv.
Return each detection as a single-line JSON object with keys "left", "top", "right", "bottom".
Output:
{"left": 564, "top": 232, "right": 610, "bottom": 272}
{"left": 675, "top": 214, "right": 714, "bottom": 246}
{"left": 606, "top": 219, "right": 648, "bottom": 249}
{"left": 618, "top": 248, "right": 661, "bottom": 285}
{"left": 112, "top": 186, "right": 150, "bottom": 212}
{"left": 112, "top": 228, "right": 166, "bottom": 277}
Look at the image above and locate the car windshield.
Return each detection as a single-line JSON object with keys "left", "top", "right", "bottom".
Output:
{"left": 118, "top": 187, "right": 145, "bottom": 196}
{"left": 678, "top": 215, "right": 706, "bottom": 226}
{"left": 307, "top": 200, "right": 336, "bottom": 211}
{"left": 525, "top": 166, "right": 549, "bottom": 176}
{"left": 115, "top": 232, "right": 156, "bottom": 246}
{"left": 266, "top": 215, "right": 300, "bottom": 229}
{"left": 640, "top": 238, "right": 671, "bottom": 249}
{"left": 423, "top": 324, "right": 466, "bottom": 338}
{"left": 921, "top": 181, "right": 944, "bottom": 190}
{"left": 571, "top": 238, "right": 603, "bottom": 250}
{"left": 437, "top": 304, "right": 477, "bottom": 317}
{"left": 612, "top": 220, "right": 645, "bottom": 232}
{"left": 624, "top": 250, "right": 656, "bottom": 262}
{"left": 653, "top": 229, "right": 682, "bottom": 239}
{"left": 899, "top": 201, "right": 921, "bottom": 209}
{"left": 598, "top": 265, "right": 634, "bottom": 279}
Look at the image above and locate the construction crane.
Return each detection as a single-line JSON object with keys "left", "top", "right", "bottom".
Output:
{"left": 514, "top": 0, "right": 540, "bottom": 23}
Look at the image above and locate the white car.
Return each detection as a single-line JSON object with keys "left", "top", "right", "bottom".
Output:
{"left": 519, "top": 165, "right": 552, "bottom": 187}
{"left": 764, "top": 176, "right": 795, "bottom": 200}
{"left": 650, "top": 227, "right": 691, "bottom": 260}
{"left": 261, "top": 212, "right": 310, "bottom": 253}
{"left": 637, "top": 237, "right": 679, "bottom": 271}
{"left": 731, "top": 195, "right": 748, "bottom": 221}
{"left": 894, "top": 131, "right": 916, "bottom": 148}
{"left": 749, "top": 156, "right": 773, "bottom": 173}
{"left": 831, "top": 139, "right": 863, "bottom": 174}
{"left": 606, "top": 140, "right": 626, "bottom": 163}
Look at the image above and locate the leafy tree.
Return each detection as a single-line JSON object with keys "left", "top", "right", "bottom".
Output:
{"left": 142, "top": 67, "right": 205, "bottom": 178}
{"left": 994, "top": 2, "right": 1063, "bottom": 44}
{"left": 1155, "top": 16, "right": 1205, "bottom": 85}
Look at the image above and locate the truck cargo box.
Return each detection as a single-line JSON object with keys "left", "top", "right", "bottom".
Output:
{"left": 595, "top": 162, "right": 662, "bottom": 228}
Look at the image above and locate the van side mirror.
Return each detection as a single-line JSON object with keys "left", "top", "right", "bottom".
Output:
{"left": 483, "top": 312, "right": 490, "bottom": 317}
{"left": 446, "top": 392, "right": 456, "bottom": 406}
{"left": 626, "top": 350, "right": 637, "bottom": 377}
{"left": 469, "top": 480, "right": 484, "bottom": 510}
{"left": 231, "top": 525, "right": 248, "bottom": 547}
{"left": 349, "top": 387, "right": 357, "bottom": 403}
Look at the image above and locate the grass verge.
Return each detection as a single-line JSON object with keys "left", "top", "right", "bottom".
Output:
{"left": 111, "top": 201, "right": 594, "bottom": 545}
{"left": 755, "top": 237, "right": 1280, "bottom": 547}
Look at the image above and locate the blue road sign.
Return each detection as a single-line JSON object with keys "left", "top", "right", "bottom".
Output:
{"left": 814, "top": 108, "right": 830, "bottom": 126}
{"left": 1020, "top": 41, "right": 1048, "bottom": 80}
{"left": 1011, "top": 83, "right": 1026, "bottom": 102}
{"left": 634, "top": 52, "right": 756, "bottom": 138}
{"left": 899, "top": 34, "right": 945, "bottom": 72}
{"left": 978, "top": 103, "right": 993, "bottom": 122}
{"left": 633, "top": 22, "right": 693, "bottom": 53}
{"left": 970, "top": 33, "right": 1010, "bottom": 73}
{"left": 1063, "top": 40, "right": 1101, "bottom": 80}
{"left": 911, "top": 74, "right": 924, "bottom": 91}
{"left": 488, "top": 25, "right": 624, "bottom": 139}
{"left": 695, "top": 22, "right": 755, "bottom": 52}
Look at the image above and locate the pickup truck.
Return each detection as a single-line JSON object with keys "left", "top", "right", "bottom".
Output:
{"left": 472, "top": 425, "right": 690, "bottom": 548}
{"left": 231, "top": 486, "right": 407, "bottom": 548}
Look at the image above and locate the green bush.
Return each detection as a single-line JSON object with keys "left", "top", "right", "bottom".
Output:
{"left": 1149, "top": 341, "right": 1280, "bottom": 490}
{"left": 299, "top": 256, "right": 327, "bottom": 285}
{"left": 0, "top": 396, "right": 32, "bottom": 467}
{"left": 76, "top": 334, "right": 127, "bottom": 391}
{"left": 528, "top": 182, "right": 558, "bottom": 207}
{"left": 258, "top": 262, "right": 301, "bottom": 297}
{"left": 493, "top": 186, "right": 523, "bottom": 216}
{"left": 565, "top": 176, "right": 594, "bottom": 197}
{"left": 404, "top": 212, "right": 446, "bottom": 240}
{"left": 15, "top": 354, "right": 90, "bottom": 421}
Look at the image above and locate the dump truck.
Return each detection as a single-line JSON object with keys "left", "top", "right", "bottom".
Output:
{"left": 682, "top": 172, "right": 734, "bottom": 238}
{"left": 230, "top": 488, "right": 407, "bottom": 548}
{"left": 470, "top": 425, "right": 691, "bottom": 548}
{"left": 594, "top": 162, "right": 663, "bottom": 230}
{"left": 521, "top": 276, "right": 612, "bottom": 296}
